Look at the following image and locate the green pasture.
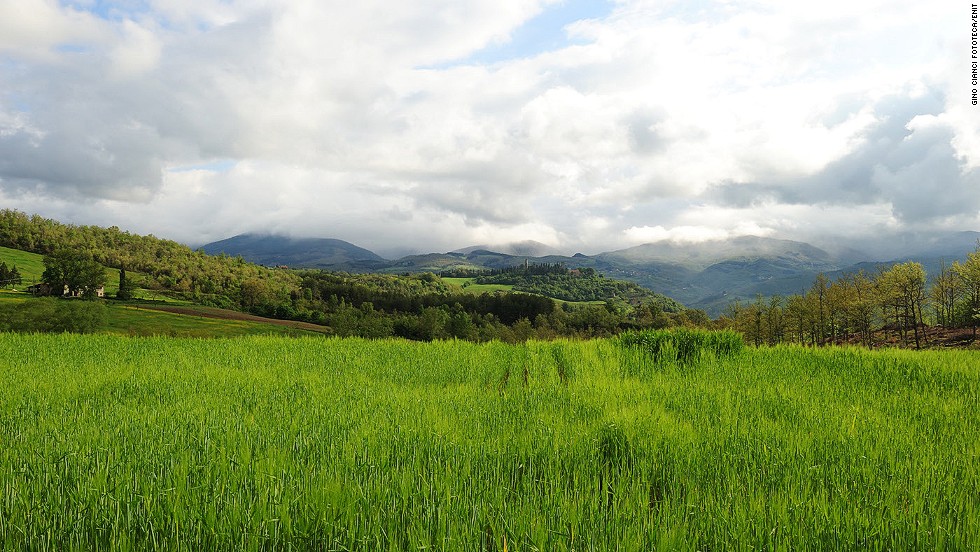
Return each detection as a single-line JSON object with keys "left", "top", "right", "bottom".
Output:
{"left": 0, "top": 246, "right": 44, "bottom": 286}
{"left": 0, "top": 294, "right": 323, "bottom": 337}
{"left": 0, "top": 290, "right": 26, "bottom": 303}
{"left": 101, "top": 303, "right": 325, "bottom": 337}
{"left": 0, "top": 334, "right": 976, "bottom": 550}
{"left": 443, "top": 277, "right": 605, "bottom": 306}
{"left": 442, "top": 276, "right": 515, "bottom": 295}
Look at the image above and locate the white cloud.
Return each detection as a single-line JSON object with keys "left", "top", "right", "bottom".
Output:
{"left": 109, "top": 19, "right": 162, "bottom": 78}
{"left": 625, "top": 225, "right": 733, "bottom": 244}
{"left": 0, "top": 0, "right": 106, "bottom": 59}
{"left": 0, "top": 0, "right": 973, "bottom": 257}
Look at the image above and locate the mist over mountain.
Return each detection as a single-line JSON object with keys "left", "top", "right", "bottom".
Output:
{"left": 451, "top": 240, "right": 561, "bottom": 258}
{"left": 596, "top": 236, "right": 841, "bottom": 272}
{"left": 201, "top": 231, "right": 980, "bottom": 316}
{"left": 818, "top": 231, "right": 980, "bottom": 263}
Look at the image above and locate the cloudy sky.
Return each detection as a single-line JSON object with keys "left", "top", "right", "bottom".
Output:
{"left": 0, "top": 0, "right": 977, "bottom": 257}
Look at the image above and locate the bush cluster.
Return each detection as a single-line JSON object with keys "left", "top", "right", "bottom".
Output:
{"left": 0, "top": 298, "right": 108, "bottom": 333}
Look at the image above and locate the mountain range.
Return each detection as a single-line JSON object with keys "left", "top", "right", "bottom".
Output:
{"left": 201, "top": 232, "right": 980, "bottom": 316}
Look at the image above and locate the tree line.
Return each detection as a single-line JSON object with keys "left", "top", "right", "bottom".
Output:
{"left": 255, "top": 270, "right": 708, "bottom": 342}
{"left": 722, "top": 249, "right": 980, "bottom": 348}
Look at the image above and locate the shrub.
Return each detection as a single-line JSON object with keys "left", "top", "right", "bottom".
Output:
{"left": 0, "top": 298, "right": 108, "bottom": 334}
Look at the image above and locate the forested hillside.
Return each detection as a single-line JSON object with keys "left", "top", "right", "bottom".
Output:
{"left": 0, "top": 209, "right": 299, "bottom": 309}
{"left": 469, "top": 263, "right": 684, "bottom": 311}
{"left": 0, "top": 210, "right": 708, "bottom": 341}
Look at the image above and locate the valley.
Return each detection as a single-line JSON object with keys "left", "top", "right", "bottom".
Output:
{"left": 202, "top": 232, "right": 980, "bottom": 316}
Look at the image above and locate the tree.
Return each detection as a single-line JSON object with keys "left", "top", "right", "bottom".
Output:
{"left": 116, "top": 266, "right": 134, "bottom": 300}
{"left": 877, "top": 262, "right": 927, "bottom": 348}
{"left": 765, "top": 295, "right": 785, "bottom": 345}
{"left": 954, "top": 246, "right": 980, "bottom": 337}
{"left": 806, "top": 274, "right": 831, "bottom": 344}
{"left": 445, "top": 303, "right": 474, "bottom": 339}
{"left": 0, "top": 262, "right": 18, "bottom": 288}
{"left": 784, "top": 294, "right": 811, "bottom": 346}
{"left": 42, "top": 250, "right": 107, "bottom": 299}
{"left": 840, "top": 271, "right": 876, "bottom": 347}
{"left": 929, "top": 260, "right": 962, "bottom": 329}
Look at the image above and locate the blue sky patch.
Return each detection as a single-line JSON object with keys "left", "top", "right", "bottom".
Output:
{"left": 441, "top": 0, "right": 613, "bottom": 67}
{"left": 61, "top": 0, "right": 150, "bottom": 22}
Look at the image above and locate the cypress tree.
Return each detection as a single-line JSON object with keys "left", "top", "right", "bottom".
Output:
{"left": 117, "top": 266, "right": 133, "bottom": 300}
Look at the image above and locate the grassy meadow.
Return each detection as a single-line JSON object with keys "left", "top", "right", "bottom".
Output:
{"left": 0, "top": 333, "right": 977, "bottom": 550}
{"left": 442, "top": 277, "right": 515, "bottom": 295}
{"left": 0, "top": 246, "right": 44, "bottom": 285}
{"left": 99, "top": 303, "right": 327, "bottom": 337}
{"left": 0, "top": 293, "right": 325, "bottom": 338}
{"left": 442, "top": 277, "right": 605, "bottom": 306}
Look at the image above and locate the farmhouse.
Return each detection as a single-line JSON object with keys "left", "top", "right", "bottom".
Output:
{"left": 27, "top": 283, "right": 105, "bottom": 298}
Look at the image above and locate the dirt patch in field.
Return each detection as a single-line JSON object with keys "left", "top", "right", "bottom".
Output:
{"left": 138, "top": 304, "right": 331, "bottom": 334}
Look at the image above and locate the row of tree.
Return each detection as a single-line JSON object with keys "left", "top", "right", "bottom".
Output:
{"left": 261, "top": 270, "right": 707, "bottom": 342}
{"left": 723, "top": 249, "right": 980, "bottom": 348}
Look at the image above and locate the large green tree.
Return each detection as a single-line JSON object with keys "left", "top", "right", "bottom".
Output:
{"left": 42, "top": 251, "right": 107, "bottom": 299}
{"left": 876, "top": 262, "right": 927, "bottom": 348}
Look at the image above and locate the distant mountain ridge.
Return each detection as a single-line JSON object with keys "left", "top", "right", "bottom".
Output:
{"left": 200, "top": 232, "right": 980, "bottom": 316}
{"left": 199, "top": 234, "right": 386, "bottom": 268}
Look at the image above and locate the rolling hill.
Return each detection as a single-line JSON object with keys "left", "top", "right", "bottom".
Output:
{"left": 199, "top": 234, "right": 387, "bottom": 269}
{"left": 200, "top": 232, "right": 980, "bottom": 316}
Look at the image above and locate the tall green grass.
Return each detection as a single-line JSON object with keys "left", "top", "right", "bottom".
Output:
{"left": 618, "top": 328, "right": 744, "bottom": 368}
{"left": 0, "top": 334, "right": 976, "bottom": 550}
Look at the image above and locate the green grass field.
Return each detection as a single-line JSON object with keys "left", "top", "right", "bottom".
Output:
{"left": 0, "top": 293, "right": 324, "bottom": 337}
{"left": 0, "top": 333, "right": 976, "bottom": 550}
{"left": 442, "top": 277, "right": 607, "bottom": 306}
{"left": 101, "top": 303, "right": 326, "bottom": 337}
{"left": 442, "top": 277, "right": 515, "bottom": 295}
{"left": 0, "top": 245, "right": 44, "bottom": 286}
